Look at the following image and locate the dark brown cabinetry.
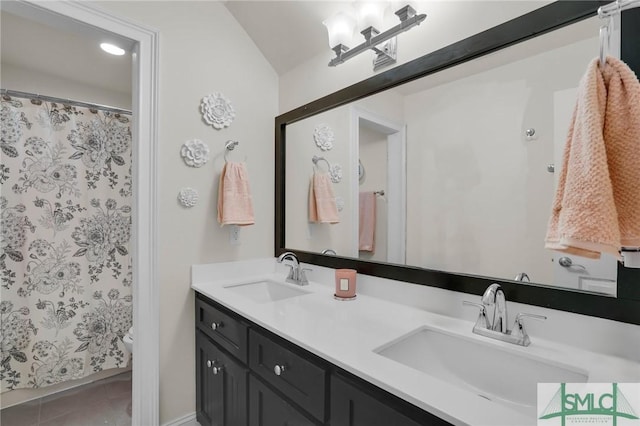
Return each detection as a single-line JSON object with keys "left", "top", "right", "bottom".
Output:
{"left": 249, "top": 375, "right": 318, "bottom": 426}
{"left": 195, "top": 293, "right": 451, "bottom": 426}
{"left": 196, "top": 330, "right": 248, "bottom": 426}
{"left": 330, "top": 373, "right": 450, "bottom": 426}
{"left": 249, "top": 329, "right": 326, "bottom": 422}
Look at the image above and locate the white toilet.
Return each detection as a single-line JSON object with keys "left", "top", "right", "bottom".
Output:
{"left": 123, "top": 327, "right": 133, "bottom": 353}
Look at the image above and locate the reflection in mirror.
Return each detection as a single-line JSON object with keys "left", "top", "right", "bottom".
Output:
{"left": 285, "top": 15, "right": 620, "bottom": 296}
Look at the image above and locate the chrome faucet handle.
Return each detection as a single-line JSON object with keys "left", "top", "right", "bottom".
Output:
{"left": 510, "top": 312, "right": 547, "bottom": 346}
{"left": 463, "top": 301, "right": 491, "bottom": 329}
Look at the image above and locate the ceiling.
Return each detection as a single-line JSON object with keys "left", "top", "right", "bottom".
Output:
{"left": 223, "top": 1, "right": 353, "bottom": 75}
{"left": 1, "top": 10, "right": 132, "bottom": 96}
{"left": 1, "top": 2, "right": 422, "bottom": 90}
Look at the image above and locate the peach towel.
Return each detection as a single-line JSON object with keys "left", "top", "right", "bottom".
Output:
{"left": 308, "top": 172, "right": 339, "bottom": 224}
{"left": 217, "top": 162, "right": 255, "bottom": 226}
{"left": 359, "top": 192, "right": 376, "bottom": 252}
{"left": 545, "top": 57, "right": 640, "bottom": 258}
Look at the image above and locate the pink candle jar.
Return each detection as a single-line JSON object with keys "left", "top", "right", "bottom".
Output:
{"left": 335, "top": 269, "right": 357, "bottom": 300}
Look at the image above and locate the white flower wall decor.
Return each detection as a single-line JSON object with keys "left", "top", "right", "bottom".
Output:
{"left": 178, "top": 188, "right": 199, "bottom": 208}
{"left": 201, "top": 92, "right": 235, "bottom": 129}
{"left": 181, "top": 139, "right": 210, "bottom": 168}
{"left": 313, "top": 124, "right": 334, "bottom": 151}
{"left": 329, "top": 164, "right": 343, "bottom": 183}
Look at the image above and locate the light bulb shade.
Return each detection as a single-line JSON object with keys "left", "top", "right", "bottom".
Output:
{"left": 323, "top": 12, "right": 356, "bottom": 48}
{"left": 357, "top": 2, "right": 386, "bottom": 30}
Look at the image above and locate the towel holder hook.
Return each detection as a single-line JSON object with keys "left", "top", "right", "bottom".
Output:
{"left": 599, "top": 23, "right": 610, "bottom": 67}
{"left": 312, "top": 155, "right": 331, "bottom": 169}
{"left": 224, "top": 140, "right": 239, "bottom": 162}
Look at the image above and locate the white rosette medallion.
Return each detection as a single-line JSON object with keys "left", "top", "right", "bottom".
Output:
{"left": 201, "top": 92, "right": 235, "bottom": 129}
{"left": 178, "top": 188, "right": 199, "bottom": 208}
{"left": 181, "top": 139, "right": 210, "bottom": 168}
{"left": 313, "top": 124, "right": 334, "bottom": 151}
{"left": 329, "top": 164, "right": 342, "bottom": 183}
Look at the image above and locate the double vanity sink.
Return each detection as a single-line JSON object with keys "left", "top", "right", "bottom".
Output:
{"left": 192, "top": 259, "right": 639, "bottom": 426}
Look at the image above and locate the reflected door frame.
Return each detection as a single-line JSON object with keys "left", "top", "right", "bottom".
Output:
{"left": 2, "top": 1, "right": 161, "bottom": 424}
{"left": 350, "top": 106, "right": 406, "bottom": 264}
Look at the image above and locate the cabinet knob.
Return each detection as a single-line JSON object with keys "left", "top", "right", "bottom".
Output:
{"left": 212, "top": 365, "right": 224, "bottom": 375}
{"left": 273, "top": 365, "right": 286, "bottom": 376}
{"left": 211, "top": 321, "right": 223, "bottom": 331}
{"left": 206, "top": 360, "right": 212, "bottom": 368}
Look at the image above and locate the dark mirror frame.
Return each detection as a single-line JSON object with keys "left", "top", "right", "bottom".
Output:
{"left": 275, "top": 0, "right": 640, "bottom": 325}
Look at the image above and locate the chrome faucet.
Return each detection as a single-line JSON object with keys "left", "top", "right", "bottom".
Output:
{"left": 277, "top": 252, "right": 310, "bottom": 286}
{"left": 481, "top": 283, "right": 508, "bottom": 333}
{"left": 514, "top": 272, "right": 530, "bottom": 282}
{"left": 463, "top": 283, "right": 547, "bottom": 346}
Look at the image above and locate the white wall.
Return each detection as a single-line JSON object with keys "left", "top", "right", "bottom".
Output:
{"left": 1, "top": 63, "right": 131, "bottom": 110}
{"left": 279, "top": 1, "right": 551, "bottom": 113}
{"left": 402, "top": 22, "right": 599, "bottom": 284}
{"left": 285, "top": 105, "right": 354, "bottom": 256}
{"left": 285, "top": 89, "right": 405, "bottom": 257}
{"left": 93, "top": 2, "right": 278, "bottom": 424}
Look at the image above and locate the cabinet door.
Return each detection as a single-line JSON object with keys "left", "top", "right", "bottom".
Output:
{"left": 331, "top": 374, "right": 450, "bottom": 426}
{"left": 196, "top": 330, "right": 248, "bottom": 426}
{"left": 249, "top": 375, "right": 317, "bottom": 426}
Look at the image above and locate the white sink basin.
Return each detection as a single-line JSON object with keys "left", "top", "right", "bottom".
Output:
{"left": 375, "top": 326, "right": 588, "bottom": 414}
{"left": 224, "top": 280, "right": 310, "bottom": 303}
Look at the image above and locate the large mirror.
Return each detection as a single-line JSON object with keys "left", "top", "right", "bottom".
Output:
{"left": 276, "top": 1, "right": 640, "bottom": 324}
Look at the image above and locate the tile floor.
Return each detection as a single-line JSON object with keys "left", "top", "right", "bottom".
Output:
{"left": 1, "top": 371, "right": 131, "bottom": 426}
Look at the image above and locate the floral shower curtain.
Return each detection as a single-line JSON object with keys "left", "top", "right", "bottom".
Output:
{"left": 1, "top": 95, "right": 133, "bottom": 391}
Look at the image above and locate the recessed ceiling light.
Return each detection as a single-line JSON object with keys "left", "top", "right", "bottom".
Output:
{"left": 100, "top": 42, "right": 125, "bottom": 56}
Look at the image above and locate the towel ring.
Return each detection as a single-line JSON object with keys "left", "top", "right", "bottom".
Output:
{"left": 224, "top": 140, "right": 239, "bottom": 162}
{"left": 312, "top": 155, "right": 331, "bottom": 170}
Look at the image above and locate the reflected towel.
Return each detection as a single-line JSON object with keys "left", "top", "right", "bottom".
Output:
{"left": 308, "top": 171, "right": 339, "bottom": 224}
{"left": 359, "top": 192, "right": 376, "bottom": 252}
{"left": 217, "top": 162, "right": 255, "bottom": 226}
{"left": 545, "top": 57, "right": 640, "bottom": 258}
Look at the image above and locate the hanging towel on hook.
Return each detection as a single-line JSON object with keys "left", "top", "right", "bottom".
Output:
{"left": 309, "top": 171, "right": 339, "bottom": 224}
{"left": 545, "top": 56, "right": 640, "bottom": 258}
{"left": 359, "top": 192, "right": 376, "bottom": 252}
{"left": 217, "top": 162, "right": 255, "bottom": 226}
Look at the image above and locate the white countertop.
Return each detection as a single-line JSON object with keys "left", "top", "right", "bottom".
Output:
{"left": 191, "top": 259, "right": 640, "bottom": 426}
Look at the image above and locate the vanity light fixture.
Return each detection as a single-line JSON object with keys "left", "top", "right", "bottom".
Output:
{"left": 100, "top": 42, "right": 125, "bottom": 56}
{"left": 323, "top": 2, "right": 426, "bottom": 71}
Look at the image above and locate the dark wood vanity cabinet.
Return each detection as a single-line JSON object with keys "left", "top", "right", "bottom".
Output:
{"left": 195, "top": 293, "right": 451, "bottom": 426}
{"left": 249, "top": 329, "right": 327, "bottom": 422}
{"left": 196, "top": 330, "right": 248, "bottom": 426}
{"left": 196, "top": 294, "right": 325, "bottom": 426}
{"left": 330, "top": 373, "right": 450, "bottom": 426}
{"left": 249, "top": 375, "right": 318, "bottom": 426}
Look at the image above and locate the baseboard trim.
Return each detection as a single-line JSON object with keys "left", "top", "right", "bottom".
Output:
{"left": 162, "top": 412, "right": 198, "bottom": 426}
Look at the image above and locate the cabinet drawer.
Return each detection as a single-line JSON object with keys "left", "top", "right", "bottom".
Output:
{"left": 248, "top": 329, "right": 326, "bottom": 422}
{"left": 196, "top": 296, "right": 248, "bottom": 363}
{"left": 249, "top": 375, "right": 317, "bottom": 426}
